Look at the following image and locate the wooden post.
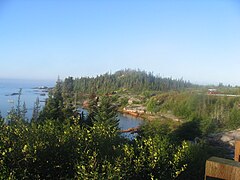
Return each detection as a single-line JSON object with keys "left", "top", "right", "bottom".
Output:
{"left": 234, "top": 140, "right": 240, "bottom": 162}
{"left": 205, "top": 156, "right": 240, "bottom": 180}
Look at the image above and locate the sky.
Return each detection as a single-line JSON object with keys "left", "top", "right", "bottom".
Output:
{"left": 0, "top": 0, "right": 240, "bottom": 85}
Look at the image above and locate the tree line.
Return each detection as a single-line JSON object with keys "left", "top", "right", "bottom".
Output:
{"left": 73, "top": 69, "right": 194, "bottom": 94}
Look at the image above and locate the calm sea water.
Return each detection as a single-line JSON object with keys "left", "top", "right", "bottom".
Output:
{"left": 118, "top": 113, "right": 144, "bottom": 139}
{"left": 0, "top": 79, "right": 55, "bottom": 118}
{"left": 79, "top": 108, "right": 144, "bottom": 131}
{"left": 79, "top": 108, "right": 143, "bottom": 139}
{"left": 118, "top": 113, "right": 143, "bottom": 129}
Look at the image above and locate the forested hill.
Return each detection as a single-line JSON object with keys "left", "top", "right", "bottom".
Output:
{"left": 73, "top": 69, "right": 194, "bottom": 93}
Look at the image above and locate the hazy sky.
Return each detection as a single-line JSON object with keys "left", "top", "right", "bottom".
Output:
{"left": 0, "top": 0, "right": 240, "bottom": 85}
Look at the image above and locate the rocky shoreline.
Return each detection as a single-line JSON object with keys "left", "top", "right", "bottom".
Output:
{"left": 206, "top": 129, "right": 240, "bottom": 159}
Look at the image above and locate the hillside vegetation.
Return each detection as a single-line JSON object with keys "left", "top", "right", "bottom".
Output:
{"left": 1, "top": 69, "right": 240, "bottom": 179}
{"left": 74, "top": 69, "right": 194, "bottom": 93}
{"left": 71, "top": 70, "right": 240, "bottom": 135}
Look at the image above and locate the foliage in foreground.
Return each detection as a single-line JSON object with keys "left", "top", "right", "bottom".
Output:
{"left": 0, "top": 116, "right": 191, "bottom": 179}
{"left": 139, "top": 120, "right": 230, "bottom": 180}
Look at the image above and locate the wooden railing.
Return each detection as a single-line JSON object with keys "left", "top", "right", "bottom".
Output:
{"left": 234, "top": 141, "right": 240, "bottom": 162}
{"left": 205, "top": 140, "right": 240, "bottom": 180}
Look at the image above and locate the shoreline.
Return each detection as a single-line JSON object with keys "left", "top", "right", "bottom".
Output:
{"left": 119, "top": 108, "right": 183, "bottom": 123}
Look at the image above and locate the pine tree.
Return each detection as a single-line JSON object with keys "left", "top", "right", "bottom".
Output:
{"left": 16, "top": 88, "right": 22, "bottom": 119}
{"left": 38, "top": 78, "right": 64, "bottom": 122}
{"left": 85, "top": 93, "right": 98, "bottom": 126}
{"left": 7, "top": 89, "right": 28, "bottom": 122}
{"left": 32, "top": 97, "right": 41, "bottom": 122}
{"left": 0, "top": 111, "right": 2, "bottom": 120}
{"left": 21, "top": 102, "right": 27, "bottom": 121}
{"left": 92, "top": 95, "right": 119, "bottom": 132}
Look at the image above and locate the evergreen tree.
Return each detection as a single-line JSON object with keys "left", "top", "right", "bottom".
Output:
{"left": 21, "top": 102, "right": 27, "bottom": 121}
{"left": 16, "top": 88, "right": 22, "bottom": 119}
{"left": 32, "top": 97, "right": 41, "bottom": 122}
{"left": 38, "top": 77, "right": 77, "bottom": 123}
{"left": 92, "top": 95, "right": 119, "bottom": 132}
{"left": 85, "top": 93, "right": 98, "bottom": 126}
{"left": 6, "top": 89, "right": 28, "bottom": 123}
{"left": 63, "top": 76, "right": 74, "bottom": 98}
{"left": 38, "top": 78, "right": 65, "bottom": 122}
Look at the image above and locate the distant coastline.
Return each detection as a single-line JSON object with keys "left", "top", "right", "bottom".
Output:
{"left": 0, "top": 79, "right": 55, "bottom": 118}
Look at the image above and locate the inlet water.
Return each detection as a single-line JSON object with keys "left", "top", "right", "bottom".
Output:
{"left": 0, "top": 79, "right": 143, "bottom": 137}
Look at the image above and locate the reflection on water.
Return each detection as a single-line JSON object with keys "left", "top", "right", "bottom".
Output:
{"left": 79, "top": 108, "right": 144, "bottom": 139}
{"left": 118, "top": 113, "right": 143, "bottom": 130}
{"left": 118, "top": 113, "right": 144, "bottom": 139}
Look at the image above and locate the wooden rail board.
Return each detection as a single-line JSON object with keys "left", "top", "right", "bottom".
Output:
{"left": 234, "top": 140, "right": 240, "bottom": 162}
{"left": 205, "top": 156, "right": 240, "bottom": 180}
{"left": 205, "top": 140, "right": 240, "bottom": 180}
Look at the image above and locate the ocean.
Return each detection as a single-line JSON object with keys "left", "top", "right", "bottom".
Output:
{"left": 0, "top": 79, "right": 55, "bottom": 119}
